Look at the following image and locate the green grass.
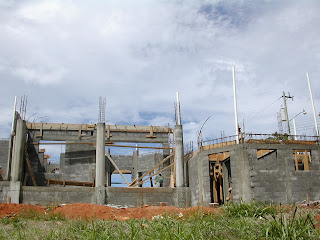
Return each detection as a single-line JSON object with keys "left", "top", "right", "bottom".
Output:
{"left": 0, "top": 202, "right": 319, "bottom": 239}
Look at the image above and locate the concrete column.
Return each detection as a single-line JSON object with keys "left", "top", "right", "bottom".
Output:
{"left": 9, "top": 119, "right": 26, "bottom": 203}
{"left": 95, "top": 123, "right": 105, "bottom": 205}
{"left": 174, "top": 125, "right": 184, "bottom": 187}
{"left": 132, "top": 149, "right": 139, "bottom": 182}
{"left": 10, "top": 119, "right": 26, "bottom": 182}
{"left": 230, "top": 146, "right": 252, "bottom": 202}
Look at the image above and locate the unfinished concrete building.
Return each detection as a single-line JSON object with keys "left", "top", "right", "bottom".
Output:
{"left": 1, "top": 100, "right": 320, "bottom": 207}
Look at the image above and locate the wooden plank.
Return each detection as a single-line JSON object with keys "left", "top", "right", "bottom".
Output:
{"left": 170, "top": 158, "right": 175, "bottom": 188}
{"left": 203, "top": 140, "right": 237, "bottom": 150}
{"left": 23, "top": 173, "right": 28, "bottom": 186}
{"left": 304, "top": 150, "right": 310, "bottom": 171}
{"left": 106, "top": 152, "right": 130, "bottom": 186}
{"left": 294, "top": 152, "right": 299, "bottom": 171}
{"left": 213, "top": 178, "right": 218, "bottom": 203}
{"left": 106, "top": 125, "right": 112, "bottom": 139}
{"left": 209, "top": 152, "right": 230, "bottom": 161}
{"left": 47, "top": 179, "right": 94, "bottom": 187}
{"left": 219, "top": 177, "right": 224, "bottom": 202}
{"left": 112, "top": 169, "right": 132, "bottom": 174}
{"left": 146, "top": 126, "right": 156, "bottom": 138}
{"left": 25, "top": 144, "right": 37, "bottom": 186}
{"left": 257, "top": 150, "right": 275, "bottom": 159}
{"left": 135, "top": 163, "right": 175, "bottom": 187}
{"left": 129, "top": 152, "right": 175, "bottom": 187}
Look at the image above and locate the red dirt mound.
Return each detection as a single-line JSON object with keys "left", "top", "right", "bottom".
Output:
{"left": 53, "top": 203, "right": 221, "bottom": 220}
{"left": 0, "top": 203, "right": 221, "bottom": 221}
{"left": 0, "top": 203, "right": 46, "bottom": 218}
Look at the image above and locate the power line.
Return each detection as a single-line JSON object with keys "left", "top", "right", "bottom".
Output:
{"left": 245, "top": 97, "right": 281, "bottom": 124}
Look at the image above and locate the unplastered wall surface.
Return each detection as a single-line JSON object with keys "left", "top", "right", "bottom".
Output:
{"left": 0, "top": 140, "right": 9, "bottom": 178}
{"left": 229, "top": 146, "right": 253, "bottom": 203}
{"left": 188, "top": 153, "right": 200, "bottom": 206}
{"left": 62, "top": 143, "right": 96, "bottom": 182}
{"left": 112, "top": 155, "right": 133, "bottom": 172}
{"left": 246, "top": 144, "right": 320, "bottom": 203}
{"left": 106, "top": 187, "right": 181, "bottom": 207}
{"left": 21, "top": 186, "right": 95, "bottom": 205}
{"left": 291, "top": 149, "right": 320, "bottom": 202}
{"left": 188, "top": 152, "right": 211, "bottom": 206}
{"left": 0, "top": 181, "right": 9, "bottom": 203}
{"left": 138, "top": 153, "right": 162, "bottom": 172}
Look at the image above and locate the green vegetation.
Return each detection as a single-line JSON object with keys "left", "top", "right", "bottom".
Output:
{"left": 0, "top": 202, "right": 319, "bottom": 239}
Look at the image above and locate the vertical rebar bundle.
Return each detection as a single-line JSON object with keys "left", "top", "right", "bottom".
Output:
{"left": 19, "top": 95, "right": 28, "bottom": 120}
{"left": 98, "top": 97, "right": 106, "bottom": 123}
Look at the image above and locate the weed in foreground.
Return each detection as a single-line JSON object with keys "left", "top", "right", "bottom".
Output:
{"left": 223, "top": 200, "right": 277, "bottom": 219}
{"left": 264, "top": 207, "right": 318, "bottom": 239}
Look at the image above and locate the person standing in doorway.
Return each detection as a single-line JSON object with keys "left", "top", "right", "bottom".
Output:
{"left": 155, "top": 173, "right": 164, "bottom": 187}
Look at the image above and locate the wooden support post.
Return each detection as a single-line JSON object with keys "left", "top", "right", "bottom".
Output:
{"left": 106, "top": 125, "right": 112, "bottom": 139}
{"left": 36, "top": 122, "right": 43, "bottom": 138}
{"left": 23, "top": 173, "right": 28, "bottom": 186}
{"left": 304, "top": 150, "right": 310, "bottom": 171}
{"left": 146, "top": 126, "right": 156, "bottom": 138}
{"left": 106, "top": 152, "right": 130, "bottom": 186}
{"left": 294, "top": 151, "right": 299, "bottom": 171}
{"left": 170, "top": 158, "right": 175, "bottom": 188}
{"left": 78, "top": 125, "right": 82, "bottom": 139}
{"left": 219, "top": 176, "right": 224, "bottom": 203}
{"left": 25, "top": 144, "right": 37, "bottom": 186}
{"left": 129, "top": 151, "right": 174, "bottom": 187}
{"left": 213, "top": 178, "right": 218, "bottom": 203}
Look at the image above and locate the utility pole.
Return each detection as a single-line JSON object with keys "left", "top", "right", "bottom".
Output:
{"left": 306, "top": 73, "right": 319, "bottom": 137}
{"left": 232, "top": 66, "right": 239, "bottom": 144}
{"left": 282, "top": 91, "right": 294, "bottom": 135}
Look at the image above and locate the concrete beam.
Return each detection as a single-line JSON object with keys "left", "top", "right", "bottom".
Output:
{"left": 27, "top": 122, "right": 172, "bottom": 133}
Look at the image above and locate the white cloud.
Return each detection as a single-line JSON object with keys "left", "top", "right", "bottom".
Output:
{"left": 0, "top": 0, "right": 320, "bottom": 153}
{"left": 12, "top": 65, "right": 67, "bottom": 84}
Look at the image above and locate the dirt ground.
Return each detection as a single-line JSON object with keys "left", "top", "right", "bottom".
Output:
{"left": 0, "top": 203, "right": 221, "bottom": 221}
{"left": 1, "top": 203, "right": 320, "bottom": 226}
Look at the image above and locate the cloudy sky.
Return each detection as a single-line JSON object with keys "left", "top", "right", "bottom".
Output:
{"left": 1, "top": 0, "right": 320, "bottom": 152}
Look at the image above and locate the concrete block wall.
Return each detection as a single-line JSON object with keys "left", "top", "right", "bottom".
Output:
{"left": 106, "top": 187, "right": 178, "bottom": 207}
{"left": 21, "top": 186, "right": 95, "bottom": 205}
{"left": 291, "top": 149, "right": 320, "bottom": 202}
{"left": 229, "top": 146, "right": 252, "bottom": 202}
{"left": 0, "top": 140, "right": 9, "bottom": 178}
{"left": 0, "top": 181, "right": 9, "bottom": 203}
{"left": 188, "top": 143, "right": 320, "bottom": 206}
{"left": 112, "top": 155, "right": 133, "bottom": 172}
{"left": 62, "top": 143, "right": 96, "bottom": 182}
{"left": 250, "top": 149, "right": 290, "bottom": 203}
{"left": 137, "top": 153, "right": 161, "bottom": 172}
{"left": 239, "top": 144, "right": 320, "bottom": 204}
{"left": 188, "top": 153, "right": 200, "bottom": 206}
{"left": 16, "top": 186, "right": 189, "bottom": 207}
